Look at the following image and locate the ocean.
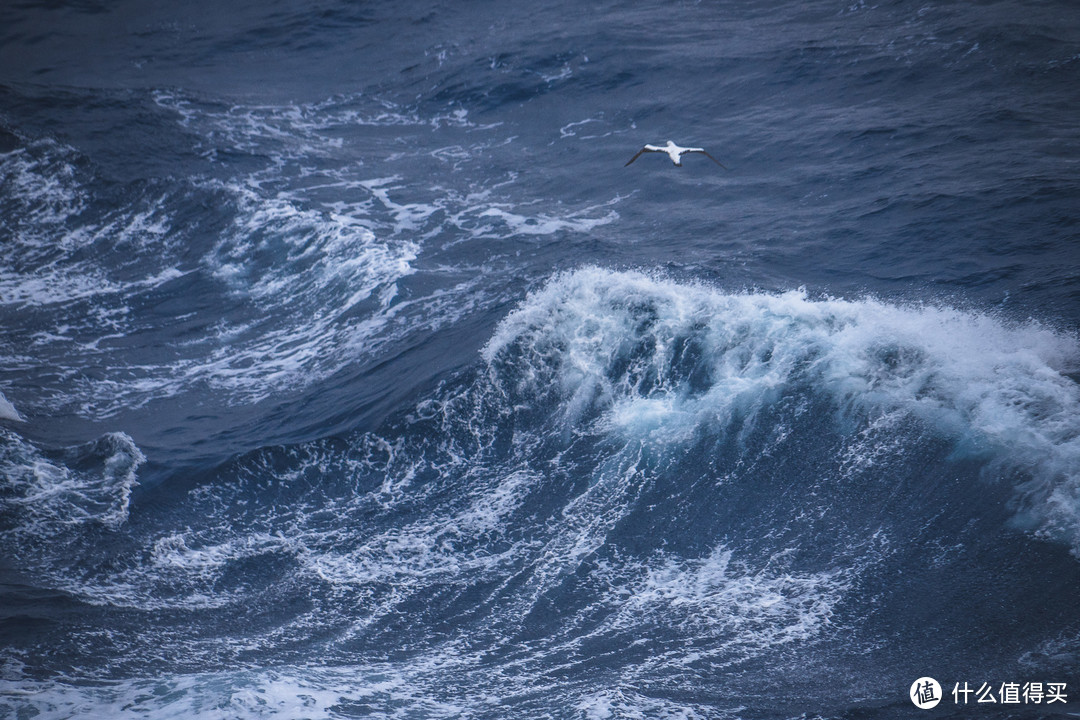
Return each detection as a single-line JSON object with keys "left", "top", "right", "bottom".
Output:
{"left": 1, "top": 0, "right": 1079, "bottom": 717}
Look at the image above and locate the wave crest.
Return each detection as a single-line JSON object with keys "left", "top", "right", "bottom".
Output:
{"left": 0, "top": 430, "right": 144, "bottom": 533}
{"left": 484, "top": 267, "right": 1080, "bottom": 550}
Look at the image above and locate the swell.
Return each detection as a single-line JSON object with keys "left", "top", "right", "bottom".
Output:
{"left": 0, "top": 89, "right": 619, "bottom": 446}
{"left": 486, "top": 267, "right": 1080, "bottom": 550}
{"left": 3, "top": 267, "right": 1080, "bottom": 718}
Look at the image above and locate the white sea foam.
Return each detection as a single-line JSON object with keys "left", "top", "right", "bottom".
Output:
{"left": 3, "top": 430, "right": 535, "bottom": 614}
{"left": 614, "top": 546, "right": 846, "bottom": 647}
{"left": 0, "top": 647, "right": 722, "bottom": 720}
{"left": 0, "top": 266, "right": 876, "bottom": 716}
{"left": 0, "top": 141, "right": 87, "bottom": 231}
{"left": 577, "top": 689, "right": 717, "bottom": 720}
{"left": 484, "top": 267, "right": 1080, "bottom": 551}
{"left": 182, "top": 178, "right": 419, "bottom": 400}
{"left": 152, "top": 90, "right": 491, "bottom": 164}
{"left": 0, "top": 665, "right": 456, "bottom": 720}
{"left": 1, "top": 100, "right": 619, "bottom": 421}
{"left": 0, "top": 430, "right": 144, "bottom": 532}
{"left": 477, "top": 206, "right": 618, "bottom": 236}
{"left": 0, "top": 138, "right": 420, "bottom": 416}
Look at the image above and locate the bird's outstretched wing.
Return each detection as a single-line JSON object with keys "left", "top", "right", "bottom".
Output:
{"left": 695, "top": 150, "right": 728, "bottom": 169}
{"left": 624, "top": 147, "right": 652, "bottom": 166}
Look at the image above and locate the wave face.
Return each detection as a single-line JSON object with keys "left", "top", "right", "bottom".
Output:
{"left": 486, "top": 268, "right": 1080, "bottom": 550}
{"left": 4, "top": 270, "right": 1080, "bottom": 719}
{"left": 2, "top": 0, "right": 1080, "bottom": 717}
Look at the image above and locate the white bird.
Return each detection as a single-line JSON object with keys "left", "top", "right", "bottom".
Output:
{"left": 625, "top": 140, "right": 727, "bottom": 168}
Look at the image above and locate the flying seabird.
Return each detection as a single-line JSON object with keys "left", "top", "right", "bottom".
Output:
{"left": 625, "top": 140, "right": 727, "bottom": 168}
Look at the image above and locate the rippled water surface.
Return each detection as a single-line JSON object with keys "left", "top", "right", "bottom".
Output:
{"left": 2, "top": 0, "right": 1079, "bottom": 717}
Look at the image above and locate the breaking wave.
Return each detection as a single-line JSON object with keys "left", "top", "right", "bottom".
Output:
{"left": 3, "top": 267, "right": 1079, "bottom": 718}
{"left": 485, "top": 267, "right": 1080, "bottom": 550}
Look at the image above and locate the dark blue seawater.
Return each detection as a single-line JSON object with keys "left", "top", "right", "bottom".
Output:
{"left": 2, "top": 0, "right": 1080, "bottom": 717}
